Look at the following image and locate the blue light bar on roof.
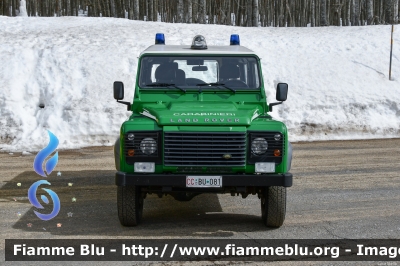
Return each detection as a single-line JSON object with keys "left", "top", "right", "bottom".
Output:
{"left": 230, "top": 34, "right": 240, "bottom": 45}
{"left": 155, "top": 33, "right": 165, "bottom": 45}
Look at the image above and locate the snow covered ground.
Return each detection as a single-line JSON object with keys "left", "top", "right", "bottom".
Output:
{"left": 0, "top": 16, "right": 399, "bottom": 151}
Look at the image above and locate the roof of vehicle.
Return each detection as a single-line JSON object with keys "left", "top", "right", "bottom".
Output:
{"left": 140, "top": 45, "right": 256, "bottom": 56}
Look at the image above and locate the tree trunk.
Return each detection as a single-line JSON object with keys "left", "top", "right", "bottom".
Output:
{"left": 235, "top": 0, "right": 241, "bottom": 26}
{"left": 320, "top": 0, "right": 327, "bottom": 25}
{"left": 208, "top": 0, "right": 211, "bottom": 23}
{"left": 128, "top": 0, "right": 132, "bottom": 19}
{"left": 147, "top": 0, "right": 153, "bottom": 21}
{"left": 114, "top": 0, "right": 119, "bottom": 18}
{"left": 226, "top": 0, "right": 231, "bottom": 25}
{"left": 177, "top": 0, "right": 183, "bottom": 22}
{"left": 93, "top": 0, "right": 98, "bottom": 16}
{"left": 311, "top": 0, "right": 315, "bottom": 26}
{"left": 192, "top": 0, "right": 197, "bottom": 23}
{"left": 12, "top": 0, "right": 16, "bottom": 16}
{"left": 252, "top": 0, "right": 258, "bottom": 26}
{"left": 110, "top": 0, "right": 115, "bottom": 17}
{"left": 366, "top": 0, "right": 373, "bottom": 24}
{"left": 383, "top": 0, "right": 390, "bottom": 23}
{"left": 394, "top": 0, "right": 399, "bottom": 23}
{"left": 66, "top": 0, "right": 70, "bottom": 15}
{"left": 199, "top": 0, "right": 205, "bottom": 23}
{"left": 246, "top": 0, "right": 251, "bottom": 26}
{"left": 133, "top": 0, "right": 137, "bottom": 19}
{"left": 353, "top": 0, "right": 358, "bottom": 25}
{"left": 187, "top": 0, "right": 192, "bottom": 23}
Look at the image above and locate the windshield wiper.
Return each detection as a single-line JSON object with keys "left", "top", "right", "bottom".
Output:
{"left": 195, "top": 83, "right": 236, "bottom": 93}
{"left": 145, "top": 83, "right": 186, "bottom": 93}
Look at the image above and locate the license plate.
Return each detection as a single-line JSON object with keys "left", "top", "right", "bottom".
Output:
{"left": 186, "top": 176, "right": 222, "bottom": 188}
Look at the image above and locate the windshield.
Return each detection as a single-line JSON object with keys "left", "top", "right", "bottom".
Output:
{"left": 138, "top": 56, "right": 261, "bottom": 90}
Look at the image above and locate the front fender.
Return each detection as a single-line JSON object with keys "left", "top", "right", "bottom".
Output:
{"left": 287, "top": 142, "right": 293, "bottom": 172}
{"left": 114, "top": 137, "right": 120, "bottom": 171}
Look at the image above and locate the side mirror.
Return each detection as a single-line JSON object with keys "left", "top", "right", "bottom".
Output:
{"left": 113, "top": 81, "right": 131, "bottom": 111}
{"left": 114, "top": 81, "right": 124, "bottom": 100}
{"left": 276, "top": 83, "right": 288, "bottom": 101}
{"left": 269, "top": 83, "right": 288, "bottom": 112}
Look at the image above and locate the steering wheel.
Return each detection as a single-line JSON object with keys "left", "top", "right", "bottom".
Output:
{"left": 223, "top": 80, "right": 249, "bottom": 88}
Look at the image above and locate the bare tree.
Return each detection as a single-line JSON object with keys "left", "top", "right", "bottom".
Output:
{"left": 252, "top": 0, "right": 258, "bottom": 26}
{"left": 4, "top": 0, "right": 399, "bottom": 28}
{"left": 385, "top": 0, "right": 392, "bottom": 23}
{"left": 110, "top": 0, "right": 115, "bottom": 17}
{"left": 187, "top": 0, "right": 192, "bottom": 23}
{"left": 226, "top": 0, "right": 231, "bottom": 25}
{"left": 394, "top": 0, "right": 399, "bottom": 23}
{"left": 133, "top": 0, "right": 138, "bottom": 19}
{"left": 57, "top": 0, "right": 61, "bottom": 16}
{"left": 66, "top": 0, "right": 70, "bottom": 15}
{"left": 147, "top": 0, "right": 152, "bottom": 21}
{"left": 245, "top": 0, "right": 251, "bottom": 26}
{"left": 311, "top": 0, "right": 315, "bottom": 26}
{"left": 177, "top": 0, "right": 183, "bottom": 22}
{"left": 321, "top": 0, "right": 327, "bottom": 25}
{"left": 192, "top": 0, "right": 198, "bottom": 23}
{"left": 199, "top": 0, "right": 205, "bottom": 23}
{"left": 346, "top": 0, "right": 351, "bottom": 25}
{"left": 366, "top": 0, "right": 373, "bottom": 24}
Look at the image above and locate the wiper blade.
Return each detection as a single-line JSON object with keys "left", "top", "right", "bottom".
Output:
{"left": 195, "top": 83, "right": 236, "bottom": 93}
{"left": 145, "top": 83, "right": 186, "bottom": 93}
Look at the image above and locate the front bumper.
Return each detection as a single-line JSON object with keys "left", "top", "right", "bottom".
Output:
{"left": 115, "top": 172, "right": 292, "bottom": 187}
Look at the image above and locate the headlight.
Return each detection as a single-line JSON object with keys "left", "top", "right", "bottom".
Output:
{"left": 251, "top": 138, "right": 268, "bottom": 155}
{"left": 127, "top": 133, "right": 135, "bottom": 141}
{"left": 140, "top": 138, "right": 157, "bottom": 155}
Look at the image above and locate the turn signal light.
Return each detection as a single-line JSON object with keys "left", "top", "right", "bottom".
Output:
{"left": 274, "top": 149, "right": 281, "bottom": 156}
{"left": 127, "top": 149, "right": 135, "bottom": 157}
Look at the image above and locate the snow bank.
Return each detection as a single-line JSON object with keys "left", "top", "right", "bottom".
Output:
{"left": 0, "top": 16, "right": 399, "bottom": 151}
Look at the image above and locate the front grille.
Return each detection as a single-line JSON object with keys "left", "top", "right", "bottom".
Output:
{"left": 247, "top": 131, "right": 284, "bottom": 164}
{"left": 164, "top": 132, "right": 246, "bottom": 166}
{"left": 175, "top": 166, "right": 234, "bottom": 173}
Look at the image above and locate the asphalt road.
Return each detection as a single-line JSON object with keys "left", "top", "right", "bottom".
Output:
{"left": 1, "top": 138, "right": 400, "bottom": 265}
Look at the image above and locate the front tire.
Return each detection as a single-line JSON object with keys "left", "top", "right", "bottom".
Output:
{"left": 117, "top": 186, "right": 143, "bottom": 226}
{"left": 261, "top": 186, "right": 286, "bottom": 228}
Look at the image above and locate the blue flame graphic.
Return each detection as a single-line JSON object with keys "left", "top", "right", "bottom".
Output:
{"left": 28, "top": 180, "right": 61, "bottom": 221}
{"left": 33, "top": 130, "right": 59, "bottom": 177}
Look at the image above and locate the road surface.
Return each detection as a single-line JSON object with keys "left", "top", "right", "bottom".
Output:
{"left": 1, "top": 138, "right": 400, "bottom": 265}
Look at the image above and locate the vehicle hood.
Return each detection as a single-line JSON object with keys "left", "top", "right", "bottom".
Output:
{"left": 138, "top": 102, "right": 263, "bottom": 126}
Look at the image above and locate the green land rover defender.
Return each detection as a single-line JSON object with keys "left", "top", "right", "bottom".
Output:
{"left": 113, "top": 34, "right": 292, "bottom": 228}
